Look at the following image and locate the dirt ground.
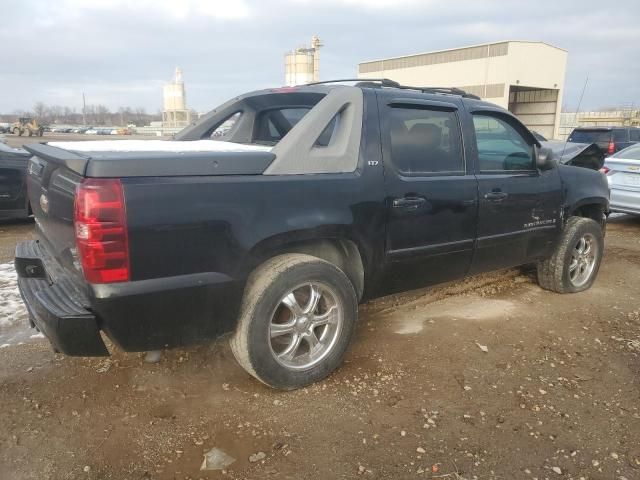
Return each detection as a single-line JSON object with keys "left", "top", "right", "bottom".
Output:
{"left": 0, "top": 215, "right": 639, "bottom": 480}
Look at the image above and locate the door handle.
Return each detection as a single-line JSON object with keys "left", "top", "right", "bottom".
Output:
{"left": 484, "top": 191, "right": 508, "bottom": 201}
{"left": 392, "top": 196, "right": 426, "bottom": 209}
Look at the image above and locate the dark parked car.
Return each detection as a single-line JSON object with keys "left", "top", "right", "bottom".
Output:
{"left": 0, "top": 141, "right": 31, "bottom": 220}
{"left": 568, "top": 126, "right": 640, "bottom": 156}
{"left": 16, "top": 80, "right": 609, "bottom": 389}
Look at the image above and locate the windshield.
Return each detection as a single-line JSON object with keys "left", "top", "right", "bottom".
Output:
{"left": 568, "top": 130, "right": 611, "bottom": 143}
{"left": 613, "top": 144, "right": 640, "bottom": 160}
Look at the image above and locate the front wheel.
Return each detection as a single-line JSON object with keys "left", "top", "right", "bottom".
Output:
{"left": 230, "top": 254, "right": 358, "bottom": 389}
{"left": 537, "top": 217, "right": 604, "bottom": 293}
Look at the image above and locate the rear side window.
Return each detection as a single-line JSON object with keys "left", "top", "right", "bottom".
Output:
{"left": 613, "top": 129, "right": 629, "bottom": 142}
{"left": 209, "top": 112, "right": 241, "bottom": 139}
{"left": 630, "top": 129, "right": 640, "bottom": 142}
{"left": 569, "top": 129, "right": 611, "bottom": 143}
{"left": 388, "top": 107, "right": 464, "bottom": 175}
{"left": 472, "top": 114, "right": 534, "bottom": 171}
{"left": 253, "top": 108, "right": 310, "bottom": 145}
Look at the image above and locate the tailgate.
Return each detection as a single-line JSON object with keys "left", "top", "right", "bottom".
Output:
{"left": 23, "top": 144, "right": 88, "bottom": 289}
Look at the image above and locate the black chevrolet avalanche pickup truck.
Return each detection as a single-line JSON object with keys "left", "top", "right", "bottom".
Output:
{"left": 15, "top": 80, "right": 609, "bottom": 389}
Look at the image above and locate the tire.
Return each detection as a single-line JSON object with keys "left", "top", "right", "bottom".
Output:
{"left": 537, "top": 217, "right": 604, "bottom": 293}
{"left": 230, "top": 253, "right": 358, "bottom": 390}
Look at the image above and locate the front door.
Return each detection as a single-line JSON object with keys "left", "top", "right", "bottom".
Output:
{"left": 468, "top": 111, "right": 562, "bottom": 274}
{"left": 378, "top": 93, "right": 479, "bottom": 293}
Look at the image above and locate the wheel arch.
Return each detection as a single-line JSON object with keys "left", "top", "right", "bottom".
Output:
{"left": 246, "top": 235, "right": 366, "bottom": 301}
{"left": 565, "top": 198, "right": 608, "bottom": 230}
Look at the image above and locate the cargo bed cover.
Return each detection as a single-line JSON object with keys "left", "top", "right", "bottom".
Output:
{"left": 23, "top": 141, "right": 276, "bottom": 177}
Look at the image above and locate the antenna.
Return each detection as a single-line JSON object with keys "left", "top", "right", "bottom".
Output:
{"left": 561, "top": 75, "right": 589, "bottom": 160}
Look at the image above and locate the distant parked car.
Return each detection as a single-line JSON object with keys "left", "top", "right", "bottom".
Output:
{"left": 0, "top": 141, "right": 30, "bottom": 220}
{"left": 85, "top": 129, "right": 98, "bottom": 135}
{"left": 602, "top": 143, "right": 640, "bottom": 215}
{"left": 568, "top": 127, "right": 640, "bottom": 157}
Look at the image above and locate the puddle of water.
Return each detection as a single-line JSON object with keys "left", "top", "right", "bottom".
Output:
{"left": 0, "top": 262, "right": 37, "bottom": 346}
{"left": 392, "top": 295, "right": 517, "bottom": 334}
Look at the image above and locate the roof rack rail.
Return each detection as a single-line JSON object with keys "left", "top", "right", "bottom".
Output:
{"left": 306, "top": 78, "right": 401, "bottom": 88}
{"left": 305, "top": 78, "right": 481, "bottom": 100}
{"left": 399, "top": 85, "right": 481, "bottom": 100}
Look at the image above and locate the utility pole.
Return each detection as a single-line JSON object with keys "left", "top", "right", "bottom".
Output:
{"left": 82, "top": 93, "right": 87, "bottom": 125}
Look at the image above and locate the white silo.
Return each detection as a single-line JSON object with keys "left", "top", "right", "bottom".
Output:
{"left": 162, "top": 67, "right": 191, "bottom": 129}
{"left": 284, "top": 36, "right": 323, "bottom": 86}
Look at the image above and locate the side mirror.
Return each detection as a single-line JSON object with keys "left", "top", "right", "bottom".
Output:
{"left": 536, "top": 146, "right": 555, "bottom": 170}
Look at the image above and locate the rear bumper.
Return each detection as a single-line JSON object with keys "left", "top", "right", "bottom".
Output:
{"left": 15, "top": 240, "right": 243, "bottom": 356}
{"left": 15, "top": 241, "right": 108, "bottom": 356}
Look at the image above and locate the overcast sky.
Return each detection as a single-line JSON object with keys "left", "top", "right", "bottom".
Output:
{"left": 1, "top": 0, "right": 638, "bottom": 114}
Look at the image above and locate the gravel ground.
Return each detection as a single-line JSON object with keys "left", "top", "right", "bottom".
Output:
{"left": 0, "top": 216, "right": 639, "bottom": 480}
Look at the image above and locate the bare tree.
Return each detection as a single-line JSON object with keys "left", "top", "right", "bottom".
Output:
{"left": 33, "top": 102, "right": 46, "bottom": 120}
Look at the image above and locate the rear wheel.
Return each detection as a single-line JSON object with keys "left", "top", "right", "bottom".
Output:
{"left": 537, "top": 217, "right": 604, "bottom": 293}
{"left": 230, "top": 254, "right": 358, "bottom": 389}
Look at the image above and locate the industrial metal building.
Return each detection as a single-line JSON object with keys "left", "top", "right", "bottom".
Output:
{"left": 358, "top": 41, "right": 567, "bottom": 139}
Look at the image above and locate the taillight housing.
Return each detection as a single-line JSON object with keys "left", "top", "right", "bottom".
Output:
{"left": 74, "top": 178, "right": 130, "bottom": 283}
{"left": 599, "top": 166, "right": 611, "bottom": 175}
{"left": 607, "top": 141, "right": 615, "bottom": 155}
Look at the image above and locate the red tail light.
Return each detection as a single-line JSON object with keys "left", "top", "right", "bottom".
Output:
{"left": 599, "top": 166, "right": 610, "bottom": 174}
{"left": 607, "top": 141, "right": 615, "bottom": 155}
{"left": 74, "top": 178, "right": 130, "bottom": 283}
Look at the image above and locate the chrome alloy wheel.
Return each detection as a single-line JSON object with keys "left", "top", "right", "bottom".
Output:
{"left": 569, "top": 233, "right": 598, "bottom": 288}
{"left": 268, "top": 282, "right": 343, "bottom": 370}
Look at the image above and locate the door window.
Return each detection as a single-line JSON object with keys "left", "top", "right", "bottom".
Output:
{"left": 473, "top": 114, "right": 534, "bottom": 172}
{"left": 630, "top": 129, "right": 640, "bottom": 142}
{"left": 388, "top": 107, "right": 464, "bottom": 175}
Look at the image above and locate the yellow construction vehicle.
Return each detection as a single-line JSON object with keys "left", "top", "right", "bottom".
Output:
{"left": 11, "top": 117, "right": 44, "bottom": 137}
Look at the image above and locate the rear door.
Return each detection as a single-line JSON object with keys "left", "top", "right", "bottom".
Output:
{"left": 378, "top": 92, "right": 478, "bottom": 292}
{"left": 468, "top": 110, "right": 562, "bottom": 274}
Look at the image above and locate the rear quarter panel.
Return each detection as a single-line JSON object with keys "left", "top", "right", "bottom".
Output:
{"left": 123, "top": 171, "right": 386, "bottom": 283}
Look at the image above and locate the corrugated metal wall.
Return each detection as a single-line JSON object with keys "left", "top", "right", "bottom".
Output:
{"left": 359, "top": 42, "right": 509, "bottom": 74}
